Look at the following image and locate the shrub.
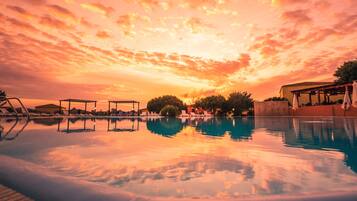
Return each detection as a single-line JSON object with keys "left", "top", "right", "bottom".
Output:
{"left": 264, "top": 97, "right": 288, "bottom": 102}
{"left": 160, "top": 105, "right": 181, "bottom": 117}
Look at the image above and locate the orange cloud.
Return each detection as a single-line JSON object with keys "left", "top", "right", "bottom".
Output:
{"left": 39, "top": 15, "right": 71, "bottom": 30}
{"left": 6, "top": 5, "right": 37, "bottom": 20}
{"left": 0, "top": 13, "right": 38, "bottom": 33}
{"left": 116, "top": 14, "right": 150, "bottom": 36}
{"left": 46, "top": 4, "right": 77, "bottom": 23}
{"left": 250, "top": 33, "right": 288, "bottom": 58}
{"left": 17, "top": 0, "right": 47, "bottom": 5}
{"left": 273, "top": 0, "right": 308, "bottom": 6}
{"left": 181, "top": 0, "right": 226, "bottom": 9}
{"left": 80, "top": 17, "right": 96, "bottom": 28}
{"left": 96, "top": 31, "right": 111, "bottom": 39}
{"left": 184, "top": 17, "right": 212, "bottom": 33}
{"left": 80, "top": 2, "right": 114, "bottom": 16}
{"left": 281, "top": 9, "right": 312, "bottom": 26}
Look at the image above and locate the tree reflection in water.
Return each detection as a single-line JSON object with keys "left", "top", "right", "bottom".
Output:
{"left": 146, "top": 118, "right": 183, "bottom": 137}
{"left": 256, "top": 117, "right": 357, "bottom": 174}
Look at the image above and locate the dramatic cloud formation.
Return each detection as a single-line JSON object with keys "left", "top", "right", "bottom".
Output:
{"left": 0, "top": 0, "right": 356, "bottom": 108}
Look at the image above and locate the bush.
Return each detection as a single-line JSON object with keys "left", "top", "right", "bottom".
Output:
{"left": 160, "top": 105, "right": 181, "bottom": 117}
{"left": 264, "top": 97, "right": 288, "bottom": 102}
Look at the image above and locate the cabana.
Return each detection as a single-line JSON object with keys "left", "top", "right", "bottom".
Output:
{"left": 59, "top": 99, "right": 97, "bottom": 115}
{"left": 290, "top": 81, "right": 357, "bottom": 116}
{"left": 291, "top": 82, "right": 353, "bottom": 107}
{"left": 108, "top": 100, "right": 140, "bottom": 116}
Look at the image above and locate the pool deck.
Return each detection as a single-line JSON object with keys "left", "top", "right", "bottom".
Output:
{"left": 0, "top": 184, "right": 33, "bottom": 201}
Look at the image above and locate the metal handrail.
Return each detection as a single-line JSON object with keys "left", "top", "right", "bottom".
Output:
{"left": 0, "top": 97, "right": 30, "bottom": 119}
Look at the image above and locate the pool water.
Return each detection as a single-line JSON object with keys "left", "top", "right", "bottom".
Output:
{"left": 0, "top": 117, "right": 357, "bottom": 200}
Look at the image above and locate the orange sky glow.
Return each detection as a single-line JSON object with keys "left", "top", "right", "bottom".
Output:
{"left": 0, "top": 0, "right": 356, "bottom": 109}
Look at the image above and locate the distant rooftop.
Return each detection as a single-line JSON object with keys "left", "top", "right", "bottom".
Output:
{"left": 281, "top": 82, "right": 333, "bottom": 88}
{"left": 35, "top": 104, "right": 63, "bottom": 108}
{"left": 291, "top": 82, "right": 352, "bottom": 93}
{"left": 109, "top": 100, "right": 139, "bottom": 103}
{"left": 60, "top": 99, "right": 97, "bottom": 103}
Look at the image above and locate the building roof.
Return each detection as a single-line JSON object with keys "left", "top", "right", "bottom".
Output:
{"left": 109, "top": 100, "right": 139, "bottom": 103}
{"left": 291, "top": 82, "right": 352, "bottom": 94}
{"left": 35, "top": 104, "right": 62, "bottom": 109}
{"left": 280, "top": 82, "right": 333, "bottom": 88}
{"left": 60, "top": 99, "right": 96, "bottom": 103}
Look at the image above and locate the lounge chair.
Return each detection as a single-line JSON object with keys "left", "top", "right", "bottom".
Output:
{"left": 203, "top": 111, "right": 212, "bottom": 117}
{"left": 180, "top": 110, "right": 189, "bottom": 117}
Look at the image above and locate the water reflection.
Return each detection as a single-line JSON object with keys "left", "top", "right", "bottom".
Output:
{"left": 57, "top": 118, "right": 96, "bottom": 133}
{"left": 1, "top": 117, "right": 357, "bottom": 198}
{"left": 146, "top": 117, "right": 254, "bottom": 140}
{"left": 195, "top": 118, "right": 254, "bottom": 140}
{"left": 107, "top": 118, "right": 139, "bottom": 132}
{"left": 32, "top": 118, "right": 63, "bottom": 126}
{"left": 146, "top": 118, "right": 183, "bottom": 137}
{"left": 0, "top": 118, "right": 29, "bottom": 141}
{"left": 256, "top": 117, "right": 357, "bottom": 173}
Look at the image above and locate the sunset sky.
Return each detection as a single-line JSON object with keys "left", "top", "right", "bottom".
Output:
{"left": 0, "top": 0, "right": 356, "bottom": 109}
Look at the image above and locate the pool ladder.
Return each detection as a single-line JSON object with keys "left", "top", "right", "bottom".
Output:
{"left": 0, "top": 96, "right": 30, "bottom": 119}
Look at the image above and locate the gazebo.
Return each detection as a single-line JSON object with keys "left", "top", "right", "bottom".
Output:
{"left": 108, "top": 100, "right": 140, "bottom": 116}
{"left": 59, "top": 99, "right": 97, "bottom": 115}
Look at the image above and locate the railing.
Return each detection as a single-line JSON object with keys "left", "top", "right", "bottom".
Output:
{"left": 0, "top": 96, "right": 30, "bottom": 118}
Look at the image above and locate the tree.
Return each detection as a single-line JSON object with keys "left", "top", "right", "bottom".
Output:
{"left": 226, "top": 91, "right": 253, "bottom": 116}
{"left": 147, "top": 95, "right": 184, "bottom": 113}
{"left": 194, "top": 95, "right": 226, "bottom": 114}
{"left": 334, "top": 60, "right": 357, "bottom": 83}
{"left": 160, "top": 105, "right": 181, "bottom": 117}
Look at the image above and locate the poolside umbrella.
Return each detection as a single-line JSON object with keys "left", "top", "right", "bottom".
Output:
{"left": 352, "top": 81, "right": 357, "bottom": 108}
{"left": 292, "top": 93, "right": 299, "bottom": 110}
{"left": 342, "top": 86, "right": 351, "bottom": 110}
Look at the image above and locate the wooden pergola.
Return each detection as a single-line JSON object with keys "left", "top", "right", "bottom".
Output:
{"left": 291, "top": 82, "right": 352, "bottom": 106}
{"left": 59, "top": 99, "right": 97, "bottom": 115}
{"left": 108, "top": 100, "right": 140, "bottom": 116}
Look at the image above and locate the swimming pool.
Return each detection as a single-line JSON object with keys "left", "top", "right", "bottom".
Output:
{"left": 0, "top": 117, "right": 357, "bottom": 201}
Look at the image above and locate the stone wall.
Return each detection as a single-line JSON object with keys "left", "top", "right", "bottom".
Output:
{"left": 291, "top": 105, "right": 357, "bottom": 116}
{"left": 254, "top": 101, "right": 289, "bottom": 116}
